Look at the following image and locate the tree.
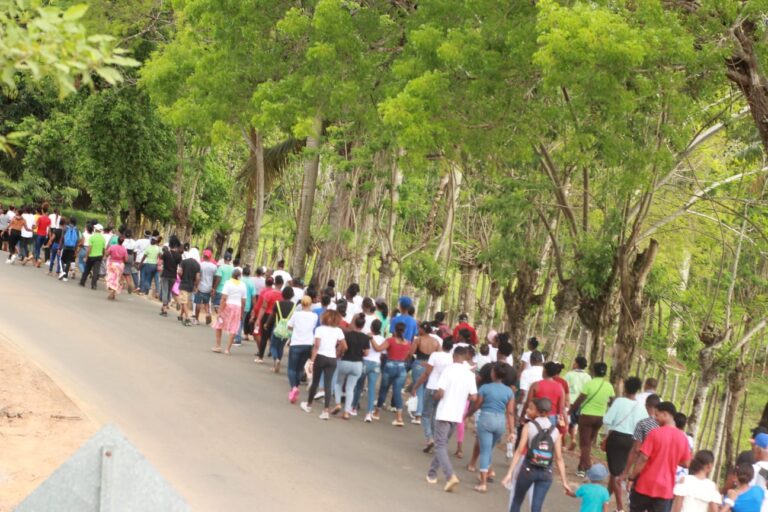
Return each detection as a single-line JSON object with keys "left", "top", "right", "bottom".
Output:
{"left": 0, "top": 0, "right": 138, "bottom": 152}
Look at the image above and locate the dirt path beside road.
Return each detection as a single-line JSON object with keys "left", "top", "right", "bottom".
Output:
{"left": 0, "top": 339, "right": 98, "bottom": 511}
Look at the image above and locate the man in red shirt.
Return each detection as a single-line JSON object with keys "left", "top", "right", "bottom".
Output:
{"left": 451, "top": 313, "right": 478, "bottom": 345}
{"left": 626, "top": 401, "right": 691, "bottom": 512}
{"left": 253, "top": 275, "right": 284, "bottom": 363}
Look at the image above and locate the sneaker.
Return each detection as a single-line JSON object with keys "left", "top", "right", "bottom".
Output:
{"left": 232, "top": 342, "right": 242, "bottom": 347}
{"left": 314, "top": 391, "right": 325, "bottom": 400}
{"left": 444, "top": 474, "right": 460, "bottom": 492}
{"left": 254, "top": 357, "right": 264, "bottom": 364}
{"left": 364, "top": 413, "right": 373, "bottom": 423}
{"left": 58, "top": 272, "right": 66, "bottom": 280}
{"left": 371, "top": 412, "right": 380, "bottom": 421}
{"left": 62, "top": 277, "right": 68, "bottom": 282}
{"left": 349, "top": 408, "right": 358, "bottom": 417}
{"left": 426, "top": 475, "right": 438, "bottom": 485}
{"left": 411, "top": 417, "right": 422, "bottom": 425}
{"left": 392, "top": 419, "right": 405, "bottom": 427}
{"left": 576, "top": 470, "right": 586, "bottom": 479}
{"left": 388, "top": 406, "right": 397, "bottom": 413}
{"left": 300, "top": 402, "right": 311, "bottom": 413}
{"left": 288, "top": 387, "right": 300, "bottom": 404}
{"left": 319, "top": 411, "right": 330, "bottom": 420}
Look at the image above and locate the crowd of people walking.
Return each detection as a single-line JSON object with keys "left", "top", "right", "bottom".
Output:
{"left": 2, "top": 202, "right": 768, "bottom": 512}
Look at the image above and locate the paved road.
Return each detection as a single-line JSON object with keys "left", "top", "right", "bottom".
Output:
{"left": 0, "top": 255, "right": 572, "bottom": 511}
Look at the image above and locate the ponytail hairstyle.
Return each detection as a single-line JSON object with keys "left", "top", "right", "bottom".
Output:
{"left": 689, "top": 450, "right": 714, "bottom": 474}
{"left": 353, "top": 312, "right": 366, "bottom": 329}
{"left": 393, "top": 321, "right": 406, "bottom": 338}
{"left": 371, "top": 319, "right": 382, "bottom": 336}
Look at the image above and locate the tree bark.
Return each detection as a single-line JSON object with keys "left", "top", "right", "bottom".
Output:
{"left": 312, "top": 164, "right": 353, "bottom": 286}
{"left": 503, "top": 262, "right": 544, "bottom": 355}
{"left": 291, "top": 116, "right": 322, "bottom": 279}
{"left": 723, "top": 356, "right": 748, "bottom": 473}
{"left": 377, "top": 151, "right": 402, "bottom": 301}
{"left": 689, "top": 326, "right": 729, "bottom": 441}
{"left": 546, "top": 279, "right": 580, "bottom": 358}
{"left": 612, "top": 240, "right": 660, "bottom": 386}
{"left": 667, "top": 250, "right": 691, "bottom": 353}
{"left": 726, "top": 19, "right": 768, "bottom": 156}
{"left": 459, "top": 262, "right": 480, "bottom": 321}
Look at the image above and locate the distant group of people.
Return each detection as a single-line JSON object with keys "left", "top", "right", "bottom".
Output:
{"left": 2, "top": 201, "right": 767, "bottom": 512}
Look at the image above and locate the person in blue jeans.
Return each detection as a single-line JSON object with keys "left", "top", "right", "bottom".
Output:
{"left": 466, "top": 363, "right": 516, "bottom": 492}
{"left": 502, "top": 398, "right": 572, "bottom": 512}
{"left": 352, "top": 319, "right": 385, "bottom": 422}
{"left": 373, "top": 322, "right": 410, "bottom": 426}
{"left": 408, "top": 322, "right": 441, "bottom": 424}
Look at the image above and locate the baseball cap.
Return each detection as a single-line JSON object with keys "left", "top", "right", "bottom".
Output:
{"left": 223, "top": 253, "right": 232, "bottom": 261}
{"left": 202, "top": 249, "right": 213, "bottom": 260}
{"left": 755, "top": 433, "right": 768, "bottom": 450}
{"left": 399, "top": 296, "right": 413, "bottom": 308}
{"left": 586, "top": 463, "right": 609, "bottom": 482}
{"left": 94, "top": 223, "right": 104, "bottom": 232}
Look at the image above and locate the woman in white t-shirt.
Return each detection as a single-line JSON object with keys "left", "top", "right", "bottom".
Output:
{"left": 352, "top": 318, "right": 386, "bottom": 422}
{"left": 671, "top": 450, "right": 721, "bottom": 512}
{"left": 300, "top": 310, "right": 346, "bottom": 420}
{"left": 286, "top": 296, "right": 319, "bottom": 404}
{"left": 211, "top": 269, "right": 247, "bottom": 355}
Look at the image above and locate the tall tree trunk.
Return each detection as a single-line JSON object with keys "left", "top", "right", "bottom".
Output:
{"left": 459, "top": 262, "right": 480, "bottom": 321}
{"left": 479, "top": 279, "right": 501, "bottom": 335}
{"left": 612, "top": 240, "right": 660, "bottom": 386}
{"left": 504, "top": 262, "right": 544, "bottom": 355}
{"left": 546, "top": 279, "right": 580, "bottom": 358}
{"left": 377, "top": 151, "right": 402, "bottom": 301}
{"left": 171, "top": 128, "right": 190, "bottom": 237}
{"left": 723, "top": 356, "right": 748, "bottom": 472}
{"left": 689, "top": 327, "right": 729, "bottom": 441}
{"left": 667, "top": 250, "right": 691, "bottom": 353}
{"left": 291, "top": 116, "right": 322, "bottom": 279}
{"left": 312, "top": 165, "right": 353, "bottom": 286}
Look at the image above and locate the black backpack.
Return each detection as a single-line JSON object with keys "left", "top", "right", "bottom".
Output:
{"left": 525, "top": 421, "right": 556, "bottom": 469}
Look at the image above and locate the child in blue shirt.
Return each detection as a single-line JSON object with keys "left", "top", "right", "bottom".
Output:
{"left": 567, "top": 463, "right": 611, "bottom": 512}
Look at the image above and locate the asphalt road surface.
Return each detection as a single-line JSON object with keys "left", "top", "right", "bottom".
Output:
{"left": 0, "top": 254, "right": 572, "bottom": 511}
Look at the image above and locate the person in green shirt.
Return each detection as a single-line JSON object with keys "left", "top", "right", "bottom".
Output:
{"left": 564, "top": 356, "right": 592, "bottom": 451}
{"left": 79, "top": 224, "right": 107, "bottom": 290}
{"left": 139, "top": 239, "right": 161, "bottom": 295}
{"left": 211, "top": 253, "right": 234, "bottom": 311}
{"left": 570, "top": 362, "right": 614, "bottom": 477}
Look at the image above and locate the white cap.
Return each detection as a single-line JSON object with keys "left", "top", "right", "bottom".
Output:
{"left": 94, "top": 224, "right": 104, "bottom": 232}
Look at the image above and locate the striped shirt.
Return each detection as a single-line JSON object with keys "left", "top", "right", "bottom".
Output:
{"left": 633, "top": 416, "right": 659, "bottom": 443}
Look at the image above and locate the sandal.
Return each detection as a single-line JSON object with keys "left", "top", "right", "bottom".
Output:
{"left": 423, "top": 441, "right": 435, "bottom": 453}
{"left": 330, "top": 405, "right": 342, "bottom": 416}
{"left": 473, "top": 484, "right": 487, "bottom": 493}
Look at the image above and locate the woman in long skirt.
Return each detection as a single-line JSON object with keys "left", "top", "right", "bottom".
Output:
{"left": 105, "top": 237, "right": 128, "bottom": 300}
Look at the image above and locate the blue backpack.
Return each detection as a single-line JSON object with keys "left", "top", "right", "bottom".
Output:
{"left": 63, "top": 226, "right": 80, "bottom": 248}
